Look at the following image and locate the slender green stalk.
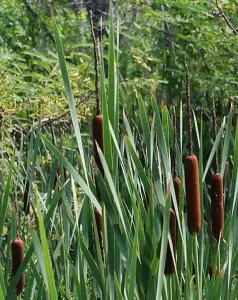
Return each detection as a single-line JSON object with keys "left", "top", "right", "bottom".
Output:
{"left": 194, "top": 235, "right": 201, "bottom": 300}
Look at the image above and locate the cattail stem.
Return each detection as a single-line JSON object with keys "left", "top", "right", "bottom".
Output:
{"left": 212, "top": 95, "right": 219, "bottom": 173}
{"left": 165, "top": 208, "right": 177, "bottom": 275}
{"left": 173, "top": 176, "right": 181, "bottom": 244}
{"left": 186, "top": 65, "right": 193, "bottom": 156}
{"left": 90, "top": 11, "right": 101, "bottom": 115}
{"left": 184, "top": 154, "right": 201, "bottom": 234}
{"left": 14, "top": 191, "right": 20, "bottom": 237}
{"left": 172, "top": 107, "right": 178, "bottom": 178}
{"left": 194, "top": 235, "right": 201, "bottom": 300}
{"left": 11, "top": 238, "right": 25, "bottom": 296}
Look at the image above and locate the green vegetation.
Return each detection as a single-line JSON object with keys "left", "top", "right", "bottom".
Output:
{"left": 0, "top": 1, "right": 237, "bottom": 299}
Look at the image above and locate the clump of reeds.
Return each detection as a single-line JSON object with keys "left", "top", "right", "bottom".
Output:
{"left": 211, "top": 96, "right": 224, "bottom": 241}
{"left": 183, "top": 66, "right": 201, "bottom": 234}
{"left": 165, "top": 208, "right": 177, "bottom": 275}
{"left": 11, "top": 238, "right": 25, "bottom": 295}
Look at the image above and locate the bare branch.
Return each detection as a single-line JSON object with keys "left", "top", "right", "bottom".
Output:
{"left": 215, "top": 0, "right": 238, "bottom": 35}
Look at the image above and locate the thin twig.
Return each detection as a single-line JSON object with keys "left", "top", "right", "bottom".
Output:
{"left": 215, "top": 0, "right": 238, "bottom": 35}
{"left": 212, "top": 95, "right": 219, "bottom": 173}
{"left": 90, "top": 11, "right": 101, "bottom": 115}
{"left": 186, "top": 65, "right": 193, "bottom": 155}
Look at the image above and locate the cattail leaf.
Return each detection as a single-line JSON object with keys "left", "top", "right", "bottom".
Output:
{"left": 52, "top": 17, "right": 95, "bottom": 211}
{"left": 220, "top": 109, "right": 233, "bottom": 176}
{"left": 108, "top": 1, "right": 116, "bottom": 132}
{"left": 162, "top": 105, "right": 170, "bottom": 151}
{"left": 230, "top": 249, "right": 238, "bottom": 300}
{"left": 114, "top": 273, "right": 124, "bottom": 300}
{"left": 40, "top": 133, "right": 101, "bottom": 213}
{"left": 137, "top": 95, "right": 151, "bottom": 166}
{"left": 0, "top": 264, "right": 6, "bottom": 297}
{"left": 109, "top": 122, "right": 132, "bottom": 201}
{"left": 34, "top": 191, "right": 58, "bottom": 299}
{"left": 68, "top": 260, "right": 83, "bottom": 299}
{"left": 152, "top": 99, "right": 170, "bottom": 175}
{"left": 96, "top": 143, "right": 131, "bottom": 245}
{"left": 77, "top": 231, "right": 105, "bottom": 297}
{"left": 77, "top": 250, "right": 88, "bottom": 300}
{"left": 230, "top": 122, "right": 238, "bottom": 214}
{"left": 125, "top": 137, "right": 151, "bottom": 196}
{"left": 100, "top": 43, "right": 113, "bottom": 174}
{"left": 0, "top": 157, "right": 13, "bottom": 243}
{"left": 155, "top": 193, "right": 171, "bottom": 299}
{"left": 203, "top": 117, "right": 226, "bottom": 182}
{"left": 192, "top": 110, "right": 200, "bottom": 149}
{"left": 123, "top": 111, "right": 137, "bottom": 151}
{"left": 25, "top": 260, "right": 43, "bottom": 298}
{"left": 31, "top": 230, "right": 48, "bottom": 289}
{"left": 128, "top": 210, "right": 139, "bottom": 300}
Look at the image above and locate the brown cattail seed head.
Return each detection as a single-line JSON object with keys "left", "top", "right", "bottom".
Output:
{"left": 173, "top": 176, "right": 181, "bottom": 210}
{"left": 94, "top": 208, "right": 102, "bottom": 235}
{"left": 211, "top": 172, "right": 224, "bottom": 240}
{"left": 23, "top": 181, "right": 30, "bottom": 215}
{"left": 93, "top": 114, "right": 104, "bottom": 175}
{"left": 183, "top": 154, "right": 201, "bottom": 234}
{"left": 165, "top": 208, "right": 177, "bottom": 275}
{"left": 11, "top": 238, "right": 25, "bottom": 295}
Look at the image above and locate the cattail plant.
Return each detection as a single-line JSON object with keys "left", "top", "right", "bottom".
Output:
{"left": 172, "top": 108, "right": 181, "bottom": 217}
{"left": 211, "top": 96, "right": 224, "bottom": 240}
{"left": 165, "top": 208, "right": 177, "bottom": 275}
{"left": 165, "top": 108, "right": 181, "bottom": 275}
{"left": 11, "top": 238, "right": 25, "bottom": 295}
{"left": 90, "top": 12, "right": 104, "bottom": 255}
{"left": 183, "top": 66, "right": 201, "bottom": 234}
{"left": 164, "top": 109, "right": 180, "bottom": 275}
{"left": 91, "top": 11, "right": 104, "bottom": 179}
